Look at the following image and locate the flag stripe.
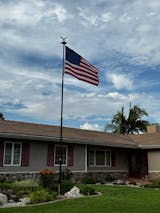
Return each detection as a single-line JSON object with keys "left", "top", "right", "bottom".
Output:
{"left": 80, "top": 61, "right": 98, "bottom": 75}
{"left": 65, "top": 46, "right": 99, "bottom": 86}
{"left": 81, "top": 58, "right": 99, "bottom": 74}
{"left": 65, "top": 69, "right": 99, "bottom": 86}
{"left": 65, "top": 61, "right": 99, "bottom": 79}
{"left": 65, "top": 64, "right": 99, "bottom": 83}
{"left": 65, "top": 65, "right": 99, "bottom": 85}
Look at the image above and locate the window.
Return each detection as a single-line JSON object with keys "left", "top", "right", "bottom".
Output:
{"left": 89, "top": 149, "right": 111, "bottom": 166}
{"left": 4, "top": 142, "right": 22, "bottom": 166}
{"left": 55, "top": 145, "right": 67, "bottom": 166}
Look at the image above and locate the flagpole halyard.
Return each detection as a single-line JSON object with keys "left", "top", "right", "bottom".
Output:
{"left": 58, "top": 36, "right": 67, "bottom": 195}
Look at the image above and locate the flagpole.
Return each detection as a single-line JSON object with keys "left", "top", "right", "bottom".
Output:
{"left": 58, "top": 37, "right": 67, "bottom": 195}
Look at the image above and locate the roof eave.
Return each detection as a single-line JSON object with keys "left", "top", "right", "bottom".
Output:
{"left": 0, "top": 133, "right": 137, "bottom": 149}
{"left": 138, "top": 144, "right": 160, "bottom": 149}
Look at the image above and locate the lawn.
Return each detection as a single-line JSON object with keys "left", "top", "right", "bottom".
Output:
{"left": 1, "top": 185, "right": 160, "bottom": 213}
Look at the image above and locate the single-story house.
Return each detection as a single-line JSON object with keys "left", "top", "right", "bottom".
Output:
{"left": 0, "top": 119, "right": 160, "bottom": 181}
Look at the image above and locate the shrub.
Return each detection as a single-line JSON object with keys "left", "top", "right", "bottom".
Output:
{"left": 144, "top": 179, "right": 160, "bottom": 188}
{"left": 12, "top": 180, "right": 39, "bottom": 190}
{"left": 81, "top": 176, "right": 96, "bottom": 184}
{"left": 12, "top": 189, "right": 32, "bottom": 202}
{"left": 0, "top": 175, "right": 6, "bottom": 183}
{"left": 0, "top": 180, "right": 40, "bottom": 201}
{"left": 105, "top": 175, "right": 116, "bottom": 182}
{"left": 61, "top": 180, "right": 74, "bottom": 195}
{"left": 11, "top": 180, "right": 40, "bottom": 199}
{"left": 62, "top": 168, "right": 72, "bottom": 181}
{"left": 80, "top": 186, "right": 96, "bottom": 196}
{"left": 29, "top": 189, "right": 56, "bottom": 204}
{"left": 39, "top": 169, "right": 56, "bottom": 190}
{"left": 0, "top": 182, "right": 12, "bottom": 190}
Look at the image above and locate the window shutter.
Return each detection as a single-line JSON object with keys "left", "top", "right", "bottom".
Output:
{"left": 68, "top": 145, "right": 73, "bottom": 166}
{"left": 111, "top": 150, "right": 115, "bottom": 167}
{"left": 21, "top": 143, "right": 30, "bottom": 167}
{"left": 47, "top": 144, "right": 54, "bottom": 166}
{"left": 0, "top": 141, "right": 4, "bottom": 167}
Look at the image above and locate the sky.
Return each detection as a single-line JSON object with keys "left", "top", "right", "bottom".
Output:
{"left": 0, "top": 0, "right": 160, "bottom": 131}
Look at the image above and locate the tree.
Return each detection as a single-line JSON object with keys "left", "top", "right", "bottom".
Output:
{"left": 126, "top": 105, "right": 148, "bottom": 134}
{"left": 104, "top": 104, "right": 148, "bottom": 134}
{"left": 104, "top": 107, "right": 127, "bottom": 134}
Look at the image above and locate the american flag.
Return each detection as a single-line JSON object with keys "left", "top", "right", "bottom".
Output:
{"left": 65, "top": 46, "right": 99, "bottom": 86}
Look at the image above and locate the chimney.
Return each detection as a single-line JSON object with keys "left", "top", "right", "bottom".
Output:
{"left": 147, "top": 124, "right": 160, "bottom": 133}
{"left": 0, "top": 113, "right": 4, "bottom": 120}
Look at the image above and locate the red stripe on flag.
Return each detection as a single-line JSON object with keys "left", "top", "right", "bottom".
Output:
{"left": 80, "top": 58, "right": 99, "bottom": 74}
{"left": 65, "top": 61, "right": 99, "bottom": 79}
{"left": 65, "top": 69, "right": 99, "bottom": 85}
{"left": 65, "top": 46, "right": 99, "bottom": 86}
{"left": 65, "top": 64, "right": 99, "bottom": 84}
{"left": 65, "top": 70, "right": 99, "bottom": 86}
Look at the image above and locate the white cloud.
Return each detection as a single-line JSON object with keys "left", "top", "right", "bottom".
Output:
{"left": 79, "top": 8, "right": 98, "bottom": 26}
{"left": 0, "top": 1, "right": 70, "bottom": 25}
{"left": 0, "top": 0, "right": 160, "bottom": 128}
{"left": 119, "top": 13, "right": 132, "bottom": 23}
{"left": 80, "top": 123, "right": 102, "bottom": 131}
{"left": 107, "top": 73, "right": 134, "bottom": 90}
{"left": 106, "top": 92, "right": 129, "bottom": 101}
{"left": 101, "top": 12, "right": 113, "bottom": 23}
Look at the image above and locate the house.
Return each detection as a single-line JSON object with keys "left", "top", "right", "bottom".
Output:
{"left": 0, "top": 119, "right": 160, "bottom": 181}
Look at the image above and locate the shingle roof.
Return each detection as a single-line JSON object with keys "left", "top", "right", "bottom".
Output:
{"left": 0, "top": 120, "right": 136, "bottom": 148}
{"left": 130, "top": 133, "right": 160, "bottom": 148}
{"left": 1, "top": 120, "right": 160, "bottom": 149}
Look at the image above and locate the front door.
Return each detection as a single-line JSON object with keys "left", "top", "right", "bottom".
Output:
{"left": 129, "top": 151, "right": 148, "bottom": 178}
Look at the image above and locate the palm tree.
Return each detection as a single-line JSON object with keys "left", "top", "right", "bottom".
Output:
{"left": 104, "top": 107, "right": 127, "bottom": 134}
{"left": 126, "top": 105, "right": 148, "bottom": 134}
{"left": 104, "top": 104, "right": 148, "bottom": 134}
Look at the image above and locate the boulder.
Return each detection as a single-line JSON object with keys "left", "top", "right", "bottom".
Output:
{"left": 19, "top": 197, "right": 30, "bottom": 204}
{"left": 65, "top": 186, "right": 83, "bottom": 198}
{"left": 0, "top": 193, "right": 7, "bottom": 205}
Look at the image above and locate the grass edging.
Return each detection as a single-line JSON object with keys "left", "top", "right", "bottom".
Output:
{"left": 3, "top": 191, "right": 102, "bottom": 208}
{"left": 26, "top": 191, "right": 102, "bottom": 207}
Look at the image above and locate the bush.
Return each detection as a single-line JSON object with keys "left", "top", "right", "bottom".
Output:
{"left": 11, "top": 180, "right": 40, "bottom": 199}
{"left": 80, "top": 186, "right": 96, "bottom": 196}
{"left": 144, "top": 179, "right": 160, "bottom": 188}
{"left": 105, "top": 175, "right": 116, "bottom": 182}
{"left": 61, "top": 180, "right": 74, "bottom": 195}
{"left": 0, "top": 182, "right": 12, "bottom": 190}
{"left": 0, "top": 175, "right": 6, "bottom": 183}
{"left": 81, "top": 176, "right": 96, "bottom": 184}
{"left": 39, "top": 169, "right": 56, "bottom": 190}
{"left": 12, "top": 188, "right": 33, "bottom": 202}
{"left": 62, "top": 168, "right": 72, "bottom": 181}
{"left": 0, "top": 180, "right": 40, "bottom": 201}
{"left": 12, "top": 180, "right": 39, "bottom": 190}
{"left": 29, "top": 189, "right": 56, "bottom": 204}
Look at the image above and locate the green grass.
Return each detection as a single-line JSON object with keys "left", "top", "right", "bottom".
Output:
{"left": 1, "top": 185, "right": 160, "bottom": 213}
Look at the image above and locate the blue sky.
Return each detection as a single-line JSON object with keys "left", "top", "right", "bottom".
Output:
{"left": 0, "top": 0, "right": 160, "bottom": 131}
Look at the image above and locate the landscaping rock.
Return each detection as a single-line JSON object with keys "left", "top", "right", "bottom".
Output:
{"left": 19, "top": 197, "right": 30, "bottom": 204}
{"left": 113, "top": 179, "right": 125, "bottom": 185}
{"left": 65, "top": 186, "right": 83, "bottom": 198}
{"left": 0, "top": 193, "right": 8, "bottom": 205}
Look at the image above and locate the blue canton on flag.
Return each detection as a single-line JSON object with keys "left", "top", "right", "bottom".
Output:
{"left": 65, "top": 46, "right": 99, "bottom": 86}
